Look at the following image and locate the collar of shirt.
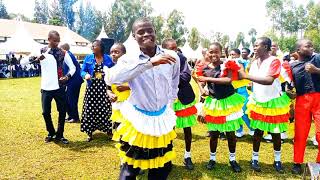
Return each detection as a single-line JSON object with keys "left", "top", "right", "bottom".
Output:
{"left": 139, "top": 46, "right": 164, "bottom": 60}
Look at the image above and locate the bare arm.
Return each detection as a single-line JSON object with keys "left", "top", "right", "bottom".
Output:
{"left": 198, "top": 70, "right": 232, "bottom": 85}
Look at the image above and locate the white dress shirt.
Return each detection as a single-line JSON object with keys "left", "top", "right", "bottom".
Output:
{"left": 21, "top": 48, "right": 75, "bottom": 91}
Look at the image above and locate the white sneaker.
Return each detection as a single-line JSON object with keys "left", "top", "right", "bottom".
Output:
{"left": 236, "top": 131, "right": 244, "bottom": 138}
{"left": 312, "top": 136, "right": 318, "bottom": 146}
{"left": 263, "top": 134, "right": 272, "bottom": 141}
{"left": 248, "top": 130, "right": 255, "bottom": 136}
{"left": 281, "top": 132, "right": 288, "bottom": 140}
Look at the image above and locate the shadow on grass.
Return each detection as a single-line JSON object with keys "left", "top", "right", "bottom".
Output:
{"left": 166, "top": 160, "right": 303, "bottom": 179}
{"left": 56, "top": 133, "right": 116, "bottom": 152}
{"left": 176, "top": 132, "right": 207, "bottom": 141}
{"left": 168, "top": 162, "right": 249, "bottom": 180}
{"left": 237, "top": 160, "right": 301, "bottom": 179}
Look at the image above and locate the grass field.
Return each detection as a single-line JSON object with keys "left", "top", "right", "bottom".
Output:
{"left": 0, "top": 77, "right": 318, "bottom": 179}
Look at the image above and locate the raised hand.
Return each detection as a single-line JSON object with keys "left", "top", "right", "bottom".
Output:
{"left": 107, "top": 90, "right": 117, "bottom": 102}
{"left": 59, "top": 76, "right": 69, "bottom": 84}
{"left": 85, "top": 74, "right": 91, "bottom": 80}
{"left": 305, "top": 63, "right": 319, "bottom": 74}
{"left": 116, "top": 85, "right": 130, "bottom": 92}
{"left": 197, "top": 76, "right": 208, "bottom": 82}
{"left": 150, "top": 54, "right": 176, "bottom": 66}
{"left": 238, "top": 70, "right": 248, "bottom": 80}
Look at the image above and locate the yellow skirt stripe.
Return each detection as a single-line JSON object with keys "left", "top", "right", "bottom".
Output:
{"left": 112, "top": 120, "right": 177, "bottom": 149}
{"left": 204, "top": 104, "right": 243, "bottom": 116}
{"left": 111, "top": 109, "right": 125, "bottom": 123}
{"left": 247, "top": 104, "right": 290, "bottom": 116}
{"left": 232, "top": 79, "right": 251, "bottom": 89}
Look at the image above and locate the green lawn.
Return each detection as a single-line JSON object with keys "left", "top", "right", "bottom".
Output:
{"left": 0, "top": 77, "right": 318, "bottom": 179}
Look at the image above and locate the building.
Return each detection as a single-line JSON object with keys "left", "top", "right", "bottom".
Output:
{"left": 0, "top": 19, "right": 91, "bottom": 60}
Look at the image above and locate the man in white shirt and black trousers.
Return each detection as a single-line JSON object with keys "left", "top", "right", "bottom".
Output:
{"left": 21, "top": 30, "right": 76, "bottom": 144}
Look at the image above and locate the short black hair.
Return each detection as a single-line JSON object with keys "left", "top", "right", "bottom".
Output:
{"left": 230, "top": 48, "right": 241, "bottom": 55}
{"left": 60, "top": 43, "right": 70, "bottom": 51}
{"left": 242, "top": 47, "right": 251, "bottom": 54}
{"left": 210, "top": 42, "right": 223, "bottom": 53}
{"left": 132, "top": 17, "right": 154, "bottom": 34}
{"left": 162, "top": 39, "right": 176, "bottom": 49}
{"left": 257, "top": 37, "right": 272, "bottom": 51}
{"left": 295, "top": 39, "right": 312, "bottom": 51}
{"left": 283, "top": 54, "right": 290, "bottom": 61}
{"left": 113, "top": 43, "right": 126, "bottom": 54}
{"left": 48, "top": 30, "right": 60, "bottom": 38}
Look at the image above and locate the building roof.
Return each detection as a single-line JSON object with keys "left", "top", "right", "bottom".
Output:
{"left": 0, "top": 19, "right": 90, "bottom": 44}
{"left": 96, "top": 25, "right": 109, "bottom": 40}
{"left": 0, "top": 21, "right": 44, "bottom": 54}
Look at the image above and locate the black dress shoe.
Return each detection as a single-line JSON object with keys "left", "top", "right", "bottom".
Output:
{"left": 207, "top": 160, "right": 216, "bottom": 170}
{"left": 87, "top": 136, "right": 93, "bottom": 142}
{"left": 291, "top": 163, "right": 302, "bottom": 175}
{"left": 206, "top": 132, "right": 210, "bottom": 137}
{"left": 45, "top": 135, "right": 55, "bottom": 143}
{"left": 230, "top": 160, "right": 241, "bottom": 173}
{"left": 184, "top": 157, "right": 194, "bottom": 170}
{"left": 273, "top": 161, "right": 284, "bottom": 173}
{"left": 56, "top": 137, "right": 69, "bottom": 144}
{"left": 250, "top": 160, "right": 261, "bottom": 172}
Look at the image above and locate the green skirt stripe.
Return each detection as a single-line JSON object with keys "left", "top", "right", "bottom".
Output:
{"left": 173, "top": 100, "right": 197, "bottom": 111}
{"left": 207, "top": 118, "right": 243, "bottom": 132}
{"left": 250, "top": 119, "right": 288, "bottom": 133}
{"left": 204, "top": 93, "right": 245, "bottom": 111}
{"left": 248, "top": 93, "right": 291, "bottom": 109}
{"left": 176, "top": 115, "right": 197, "bottom": 128}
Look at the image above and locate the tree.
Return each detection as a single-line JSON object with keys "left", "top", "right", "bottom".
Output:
{"left": 105, "top": 0, "right": 153, "bottom": 42}
{"left": 221, "top": 35, "right": 230, "bottom": 48}
{"left": 265, "top": 0, "right": 285, "bottom": 35}
{"left": 59, "top": 0, "right": 77, "bottom": 30}
{"left": 48, "top": 0, "right": 63, "bottom": 26}
{"left": 9, "top": 13, "right": 32, "bottom": 22}
{"left": 305, "top": 29, "right": 320, "bottom": 52}
{"left": 211, "top": 32, "right": 223, "bottom": 43}
{"left": 34, "top": 0, "right": 49, "bottom": 24}
{"left": 188, "top": 27, "right": 200, "bottom": 50}
{"left": 248, "top": 28, "right": 257, "bottom": 45}
{"left": 264, "top": 29, "right": 279, "bottom": 43}
{"left": 295, "top": 5, "right": 307, "bottom": 38}
{"left": 306, "top": 1, "right": 320, "bottom": 31}
{"left": 77, "top": 2, "right": 101, "bottom": 41}
{"left": 166, "top": 9, "right": 187, "bottom": 46}
{"left": 0, "top": 0, "right": 9, "bottom": 19}
{"left": 282, "top": 9, "right": 299, "bottom": 35}
{"left": 200, "top": 36, "right": 211, "bottom": 49}
{"left": 151, "top": 15, "right": 165, "bottom": 44}
{"left": 278, "top": 35, "right": 298, "bottom": 52}
{"left": 235, "top": 32, "right": 245, "bottom": 48}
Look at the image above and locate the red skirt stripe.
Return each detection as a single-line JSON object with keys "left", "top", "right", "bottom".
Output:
{"left": 204, "top": 115, "right": 226, "bottom": 124}
{"left": 250, "top": 111, "right": 289, "bottom": 123}
{"left": 175, "top": 106, "right": 198, "bottom": 117}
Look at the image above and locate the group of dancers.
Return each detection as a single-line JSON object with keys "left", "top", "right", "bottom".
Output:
{"left": 22, "top": 17, "right": 320, "bottom": 179}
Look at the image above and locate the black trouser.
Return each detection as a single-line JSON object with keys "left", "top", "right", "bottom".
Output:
{"left": 41, "top": 87, "right": 67, "bottom": 138}
{"left": 66, "top": 82, "right": 82, "bottom": 121}
{"left": 119, "top": 162, "right": 172, "bottom": 180}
